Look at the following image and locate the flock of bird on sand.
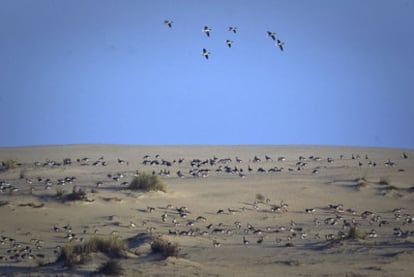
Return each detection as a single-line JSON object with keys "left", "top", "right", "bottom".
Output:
{"left": 163, "top": 19, "right": 285, "bottom": 60}
{"left": 0, "top": 149, "right": 412, "bottom": 266}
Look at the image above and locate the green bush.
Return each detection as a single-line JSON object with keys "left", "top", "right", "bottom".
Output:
{"left": 128, "top": 173, "right": 166, "bottom": 192}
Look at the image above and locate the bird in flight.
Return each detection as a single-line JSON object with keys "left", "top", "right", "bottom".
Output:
{"left": 267, "top": 31, "right": 276, "bottom": 41}
{"left": 225, "top": 39, "right": 233, "bottom": 48}
{"left": 276, "top": 39, "right": 284, "bottom": 51}
{"left": 228, "top": 26, "right": 237, "bottom": 34}
{"left": 202, "top": 26, "right": 212, "bottom": 37}
{"left": 202, "top": 48, "right": 210, "bottom": 59}
{"left": 164, "top": 20, "right": 173, "bottom": 28}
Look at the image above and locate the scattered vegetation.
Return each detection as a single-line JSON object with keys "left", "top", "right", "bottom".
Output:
{"left": 35, "top": 259, "right": 47, "bottom": 267}
{"left": 96, "top": 259, "right": 124, "bottom": 276}
{"left": 128, "top": 173, "right": 166, "bottom": 192}
{"left": 64, "top": 186, "right": 88, "bottom": 202}
{"left": 55, "top": 188, "right": 66, "bottom": 199}
{"left": 379, "top": 176, "right": 391, "bottom": 186}
{"left": 56, "top": 236, "right": 127, "bottom": 268}
{"left": 345, "top": 226, "right": 366, "bottom": 240}
{"left": 103, "top": 196, "right": 123, "bottom": 202}
{"left": 354, "top": 177, "right": 368, "bottom": 188}
{"left": 1, "top": 160, "right": 18, "bottom": 171}
{"left": 150, "top": 237, "right": 180, "bottom": 259}
{"left": 18, "top": 202, "right": 45, "bottom": 208}
{"left": 274, "top": 260, "right": 300, "bottom": 266}
{"left": 19, "top": 169, "right": 27, "bottom": 179}
{"left": 57, "top": 243, "right": 83, "bottom": 268}
{"left": 255, "top": 193, "right": 265, "bottom": 203}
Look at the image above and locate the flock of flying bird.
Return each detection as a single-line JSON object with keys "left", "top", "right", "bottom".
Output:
{"left": 163, "top": 19, "right": 285, "bottom": 60}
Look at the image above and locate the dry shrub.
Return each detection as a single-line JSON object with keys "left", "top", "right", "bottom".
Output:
{"left": 1, "top": 160, "right": 17, "bottom": 171}
{"left": 97, "top": 259, "right": 124, "bottom": 276}
{"left": 86, "top": 236, "right": 126, "bottom": 258}
{"left": 354, "top": 176, "right": 368, "bottom": 188}
{"left": 56, "top": 244, "right": 83, "bottom": 268}
{"left": 19, "top": 169, "right": 27, "bottom": 179}
{"left": 151, "top": 237, "right": 180, "bottom": 259}
{"left": 55, "top": 188, "right": 66, "bottom": 199}
{"left": 64, "top": 186, "right": 87, "bottom": 201}
{"left": 255, "top": 193, "right": 265, "bottom": 203}
{"left": 56, "top": 236, "right": 127, "bottom": 268}
{"left": 129, "top": 173, "right": 166, "bottom": 192}
{"left": 346, "top": 226, "right": 366, "bottom": 240}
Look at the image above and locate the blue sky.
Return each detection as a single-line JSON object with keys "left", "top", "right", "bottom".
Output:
{"left": 1, "top": 0, "right": 413, "bottom": 148}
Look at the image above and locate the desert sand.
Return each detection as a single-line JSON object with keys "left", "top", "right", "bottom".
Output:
{"left": 0, "top": 145, "right": 413, "bottom": 276}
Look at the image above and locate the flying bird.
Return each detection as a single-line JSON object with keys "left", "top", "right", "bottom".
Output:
{"left": 164, "top": 20, "right": 173, "bottom": 28}
{"left": 276, "top": 39, "right": 284, "bottom": 51}
{"left": 228, "top": 26, "right": 237, "bottom": 34}
{"left": 202, "top": 48, "right": 210, "bottom": 59}
{"left": 202, "top": 26, "right": 212, "bottom": 37}
{"left": 267, "top": 31, "right": 276, "bottom": 41}
{"left": 225, "top": 39, "right": 233, "bottom": 48}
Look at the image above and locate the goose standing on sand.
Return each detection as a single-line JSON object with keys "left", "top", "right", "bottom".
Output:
{"left": 225, "top": 39, "right": 233, "bottom": 48}
{"left": 202, "top": 48, "right": 210, "bottom": 59}
{"left": 276, "top": 39, "right": 284, "bottom": 51}
{"left": 164, "top": 20, "right": 173, "bottom": 28}
{"left": 202, "top": 26, "right": 212, "bottom": 37}
{"left": 267, "top": 31, "right": 276, "bottom": 41}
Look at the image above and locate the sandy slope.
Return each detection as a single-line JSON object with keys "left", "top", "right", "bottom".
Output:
{"left": 0, "top": 145, "right": 413, "bottom": 276}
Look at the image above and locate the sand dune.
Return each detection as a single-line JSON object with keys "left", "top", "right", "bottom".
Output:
{"left": 0, "top": 145, "right": 413, "bottom": 276}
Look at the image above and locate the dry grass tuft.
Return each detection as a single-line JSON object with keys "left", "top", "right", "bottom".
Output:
{"left": 64, "top": 186, "right": 88, "bottom": 202}
{"left": 96, "top": 259, "right": 124, "bottom": 276}
{"left": 56, "top": 236, "right": 127, "bottom": 268}
{"left": 19, "top": 169, "right": 27, "bottom": 179}
{"left": 55, "top": 188, "right": 66, "bottom": 199}
{"left": 255, "top": 193, "right": 265, "bottom": 203}
{"left": 354, "top": 176, "right": 368, "bottom": 188}
{"left": 128, "top": 173, "right": 166, "bottom": 192}
{"left": 346, "top": 226, "right": 366, "bottom": 240}
{"left": 1, "top": 160, "right": 18, "bottom": 171}
{"left": 151, "top": 237, "right": 180, "bottom": 259}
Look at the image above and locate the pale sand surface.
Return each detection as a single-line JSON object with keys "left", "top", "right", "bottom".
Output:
{"left": 0, "top": 145, "right": 413, "bottom": 276}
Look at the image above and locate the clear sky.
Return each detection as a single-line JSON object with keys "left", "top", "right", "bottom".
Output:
{"left": 1, "top": 0, "right": 413, "bottom": 148}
